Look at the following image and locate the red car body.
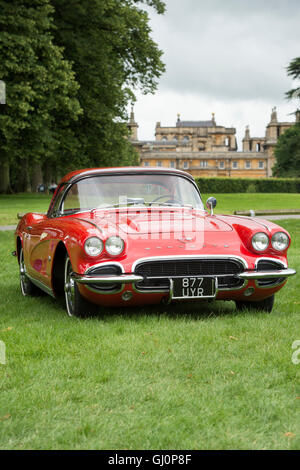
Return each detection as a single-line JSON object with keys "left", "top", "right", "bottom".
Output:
{"left": 15, "top": 167, "right": 296, "bottom": 316}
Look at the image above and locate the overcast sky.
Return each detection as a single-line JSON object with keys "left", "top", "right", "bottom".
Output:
{"left": 133, "top": 0, "right": 300, "bottom": 149}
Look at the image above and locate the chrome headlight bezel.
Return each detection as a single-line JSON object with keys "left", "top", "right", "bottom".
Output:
{"left": 271, "top": 231, "right": 289, "bottom": 251}
{"left": 84, "top": 237, "right": 103, "bottom": 257}
{"left": 251, "top": 232, "right": 269, "bottom": 252}
{"left": 105, "top": 236, "right": 125, "bottom": 256}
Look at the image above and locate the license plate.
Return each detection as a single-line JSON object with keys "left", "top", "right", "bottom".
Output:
{"left": 172, "top": 277, "right": 216, "bottom": 299}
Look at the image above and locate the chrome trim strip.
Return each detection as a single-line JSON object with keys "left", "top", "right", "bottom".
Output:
{"left": 227, "top": 214, "right": 272, "bottom": 232}
{"left": 167, "top": 279, "right": 174, "bottom": 304}
{"left": 72, "top": 273, "right": 143, "bottom": 285}
{"left": 85, "top": 261, "right": 124, "bottom": 274}
{"left": 254, "top": 257, "right": 287, "bottom": 269}
{"left": 250, "top": 218, "right": 272, "bottom": 232}
{"left": 132, "top": 254, "right": 248, "bottom": 271}
{"left": 238, "top": 268, "right": 296, "bottom": 280}
{"left": 83, "top": 261, "right": 125, "bottom": 295}
{"left": 27, "top": 274, "right": 56, "bottom": 298}
{"left": 68, "top": 217, "right": 104, "bottom": 234}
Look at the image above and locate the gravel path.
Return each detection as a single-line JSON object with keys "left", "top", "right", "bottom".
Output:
{"left": 256, "top": 215, "right": 300, "bottom": 220}
{"left": 0, "top": 225, "right": 17, "bottom": 231}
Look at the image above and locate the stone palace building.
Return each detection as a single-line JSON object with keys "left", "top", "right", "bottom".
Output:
{"left": 128, "top": 107, "right": 299, "bottom": 178}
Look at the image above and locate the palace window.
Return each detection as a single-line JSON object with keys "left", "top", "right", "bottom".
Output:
{"left": 225, "top": 137, "right": 230, "bottom": 147}
{"left": 183, "top": 161, "right": 189, "bottom": 169}
{"left": 200, "top": 160, "right": 208, "bottom": 168}
{"left": 143, "top": 161, "right": 149, "bottom": 167}
{"left": 258, "top": 161, "right": 264, "bottom": 169}
{"left": 156, "top": 161, "right": 162, "bottom": 167}
{"left": 183, "top": 136, "right": 189, "bottom": 142}
{"left": 219, "top": 161, "right": 225, "bottom": 169}
{"left": 256, "top": 143, "right": 261, "bottom": 152}
{"left": 161, "top": 136, "right": 167, "bottom": 142}
{"left": 170, "top": 161, "right": 175, "bottom": 168}
{"left": 245, "top": 161, "right": 251, "bottom": 169}
{"left": 232, "top": 161, "right": 238, "bottom": 169}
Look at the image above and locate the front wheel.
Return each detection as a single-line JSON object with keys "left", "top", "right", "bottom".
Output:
{"left": 235, "top": 294, "right": 274, "bottom": 313}
{"left": 64, "top": 256, "right": 97, "bottom": 317}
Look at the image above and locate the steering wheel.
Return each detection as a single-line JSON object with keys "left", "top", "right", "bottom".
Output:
{"left": 149, "top": 194, "right": 182, "bottom": 205}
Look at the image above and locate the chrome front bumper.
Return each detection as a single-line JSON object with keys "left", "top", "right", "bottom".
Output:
{"left": 71, "top": 273, "right": 144, "bottom": 285}
{"left": 71, "top": 268, "right": 296, "bottom": 286}
{"left": 239, "top": 268, "right": 296, "bottom": 280}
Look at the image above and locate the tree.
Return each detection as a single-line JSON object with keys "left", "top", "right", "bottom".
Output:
{"left": 0, "top": 0, "right": 81, "bottom": 193}
{"left": 273, "top": 57, "right": 300, "bottom": 177}
{"left": 286, "top": 57, "right": 300, "bottom": 103}
{"left": 273, "top": 124, "right": 300, "bottom": 177}
{"left": 50, "top": 0, "right": 166, "bottom": 169}
{"left": 0, "top": 0, "right": 165, "bottom": 193}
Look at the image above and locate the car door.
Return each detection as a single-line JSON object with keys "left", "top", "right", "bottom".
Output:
{"left": 24, "top": 185, "right": 65, "bottom": 286}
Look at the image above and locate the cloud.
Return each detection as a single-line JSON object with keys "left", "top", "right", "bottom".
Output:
{"left": 134, "top": 0, "right": 300, "bottom": 145}
{"left": 148, "top": 0, "right": 300, "bottom": 101}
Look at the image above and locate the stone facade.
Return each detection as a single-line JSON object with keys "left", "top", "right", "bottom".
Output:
{"left": 128, "top": 107, "right": 297, "bottom": 178}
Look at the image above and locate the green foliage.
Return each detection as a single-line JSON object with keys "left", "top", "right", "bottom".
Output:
{"left": 195, "top": 176, "right": 300, "bottom": 193}
{"left": 246, "top": 183, "right": 257, "bottom": 193}
{"left": 0, "top": 0, "right": 165, "bottom": 192}
{"left": 273, "top": 124, "right": 300, "bottom": 177}
{"left": 286, "top": 57, "right": 300, "bottom": 103}
{"left": 0, "top": 0, "right": 82, "bottom": 192}
{"left": 51, "top": 0, "right": 165, "bottom": 170}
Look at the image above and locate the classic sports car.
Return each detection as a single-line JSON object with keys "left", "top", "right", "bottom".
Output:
{"left": 14, "top": 167, "right": 296, "bottom": 316}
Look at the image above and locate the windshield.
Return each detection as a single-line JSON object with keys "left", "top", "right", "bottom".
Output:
{"left": 60, "top": 174, "right": 203, "bottom": 214}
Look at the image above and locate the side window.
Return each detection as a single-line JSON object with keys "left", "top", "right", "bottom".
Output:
{"left": 63, "top": 184, "right": 81, "bottom": 211}
{"left": 48, "top": 184, "right": 66, "bottom": 217}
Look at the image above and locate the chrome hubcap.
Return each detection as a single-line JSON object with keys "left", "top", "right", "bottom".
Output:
{"left": 64, "top": 259, "right": 75, "bottom": 316}
{"left": 20, "top": 250, "right": 30, "bottom": 295}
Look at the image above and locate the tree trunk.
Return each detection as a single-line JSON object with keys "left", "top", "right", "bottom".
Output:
{"left": 0, "top": 155, "right": 10, "bottom": 193}
{"left": 31, "top": 162, "right": 43, "bottom": 192}
{"left": 24, "top": 158, "right": 31, "bottom": 192}
{"left": 43, "top": 160, "right": 52, "bottom": 191}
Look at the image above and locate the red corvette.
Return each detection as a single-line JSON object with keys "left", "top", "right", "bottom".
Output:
{"left": 14, "top": 167, "right": 296, "bottom": 316}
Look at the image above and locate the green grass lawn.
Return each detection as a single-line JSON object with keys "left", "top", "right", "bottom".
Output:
{"left": 0, "top": 218, "right": 299, "bottom": 449}
{"left": 1, "top": 192, "right": 300, "bottom": 225}
{"left": 0, "top": 193, "right": 52, "bottom": 226}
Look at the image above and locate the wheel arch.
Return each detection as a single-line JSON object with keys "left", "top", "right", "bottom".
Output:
{"left": 51, "top": 241, "right": 68, "bottom": 297}
{"left": 16, "top": 236, "right": 22, "bottom": 264}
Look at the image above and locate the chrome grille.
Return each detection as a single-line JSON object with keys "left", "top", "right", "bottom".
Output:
{"left": 135, "top": 258, "right": 244, "bottom": 291}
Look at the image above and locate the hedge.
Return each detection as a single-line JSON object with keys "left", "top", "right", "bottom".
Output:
{"left": 194, "top": 177, "right": 300, "bottom": 194}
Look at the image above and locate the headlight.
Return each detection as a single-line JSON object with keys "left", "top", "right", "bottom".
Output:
{"left": 84, "top": 237, "right": 103, "bottom": 257}
{"left": 251, "top": 232, "right": 269, "bottom": 252}
{"left": 105, "top": 236, "right": 125, "bottom": 256}
{"left": 271, "top": 232, "right": 289, "bottom": 251}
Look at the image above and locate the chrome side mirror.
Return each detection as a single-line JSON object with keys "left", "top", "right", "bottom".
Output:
{"left": 206, "top": 197, "right": 217, "bottom": 215}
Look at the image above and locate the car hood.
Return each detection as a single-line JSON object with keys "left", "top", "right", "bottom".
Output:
{"left": 79, "top": 208, "right": 233, "bottom": 235}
